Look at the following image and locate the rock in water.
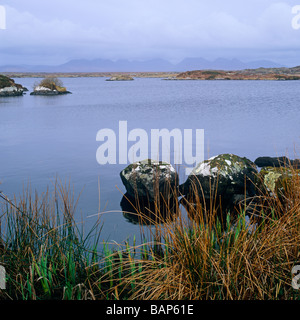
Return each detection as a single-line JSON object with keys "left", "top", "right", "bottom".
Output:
{"left": 256, "top": 166, "right": 298, "bottom": 195}
{"left": 0, "top": 75, "right": 26, "bottom": 97}
{"left": 254, "top": 166, "right": 300, "bottom": 220}
{"left": 254, "top": 156, "right": 300, "bottom": 169}
{"left": 181, "top": 154, "right": 257, "bottom": 212}
{"left": 120, "top": 159, "right": 178, "bottom": 201}
{"left": 254, "top": 156, "right": 290, "bottom": 168}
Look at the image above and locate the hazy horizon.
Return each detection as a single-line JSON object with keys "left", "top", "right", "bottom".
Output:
{"left": 0, "top": 56, "right": 288, "bottom": 67}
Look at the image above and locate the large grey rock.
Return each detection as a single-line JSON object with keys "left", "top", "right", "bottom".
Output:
{"left": 120, "top": 159, "right": 178, "bottom": 201}
{"left": 181, "top": 154, "right": 257, "bottom": 210}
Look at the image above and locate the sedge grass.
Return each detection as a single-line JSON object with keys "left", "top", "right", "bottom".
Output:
{"left": 0, "top": 161, "right": 300, "bottom": 300}
{"left": 103, "top": 161, "right": 300, "bottom": 300}
{"left": 0, "top": 181, "right": 104, "bottom": 300}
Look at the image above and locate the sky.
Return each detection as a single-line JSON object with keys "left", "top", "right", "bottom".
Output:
{"left": 1, "top": 0, "right": 300, "bottom": 66}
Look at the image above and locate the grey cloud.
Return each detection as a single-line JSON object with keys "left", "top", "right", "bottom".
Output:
{"left": 0, "top": 1, "right": 300, "bottom": 66}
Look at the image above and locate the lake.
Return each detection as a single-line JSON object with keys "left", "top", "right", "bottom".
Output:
{"left": 0, "top": 77, "right": 300, "bottom": 244}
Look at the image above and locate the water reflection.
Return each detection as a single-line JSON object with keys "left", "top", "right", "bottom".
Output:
{"left": 120, "top": 193, "right": 179, "bottom": 225}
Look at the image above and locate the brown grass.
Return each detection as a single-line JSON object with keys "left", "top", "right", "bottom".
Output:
{"left": 105, "top": 162, "right": 300, "bottom": 300}
{"left": 0, "top": 163, "right": 300, "bottom": 300}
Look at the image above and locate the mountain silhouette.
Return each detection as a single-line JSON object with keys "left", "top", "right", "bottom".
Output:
{"left": 0, "top": 57, "right": 285, "bottom": 73}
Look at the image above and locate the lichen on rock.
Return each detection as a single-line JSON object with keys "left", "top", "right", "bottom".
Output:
{"left": 120, "top": 159, "right": 178, "bottom": 201}
{"left": 180, "top": 154, "right": 257, "bottom": 215}
{"left": 257, "top": 166, "right": 297, "bottom": 195}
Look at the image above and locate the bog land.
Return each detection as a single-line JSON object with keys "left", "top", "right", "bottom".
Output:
{"left": 3, "top": 65, "right": 300, "bottom": 80}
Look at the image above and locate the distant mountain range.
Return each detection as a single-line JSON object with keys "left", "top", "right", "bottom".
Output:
{"left": 0, "top": 57, "right": 285, "bottom": 73}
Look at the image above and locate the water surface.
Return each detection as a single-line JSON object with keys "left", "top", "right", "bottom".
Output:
{"left": 0, "top": 77, "right": 299, "bottom": 243}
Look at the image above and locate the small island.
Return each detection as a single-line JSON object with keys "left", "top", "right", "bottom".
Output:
{"left": 0, "top": 75, "right": 27, "bottom": 97}
{"left": 106, "top": 75, "right": 134, "bottom": 81}
{"left": 30, "top": 77, "right": 72, "bottom": 95}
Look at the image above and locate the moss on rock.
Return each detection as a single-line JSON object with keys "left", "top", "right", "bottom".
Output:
{"left": 257, "top": 166, "right": 298, "bottom": 195}
{"left": 181, "top": 154, "right": 257, "bottom": 215}
{"left": 120, "top": 159, "right": 178, "bottom": 201}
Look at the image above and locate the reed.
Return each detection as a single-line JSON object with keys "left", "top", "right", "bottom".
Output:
{"left": 104, "top": 161, "right": 300, "bottom": 300}
{"left": 0, "top": 181, "right": 103, "bottom": 300}
{"left": 1, "top": 160, "right": 300, "bottom": 300}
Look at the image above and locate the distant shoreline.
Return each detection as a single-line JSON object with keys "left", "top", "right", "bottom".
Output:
{"left": 3, "top": 65, "right": 300, "bottom": 80}
{"left": 1, "top": 72, "right": 179, "bottom": 79}
{"left": 2, "top": 66, "right": 300, "bottom": 80}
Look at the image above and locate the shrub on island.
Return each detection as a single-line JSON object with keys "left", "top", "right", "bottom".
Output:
{"left": 30, "top": 77, "right": 72, "bottom": 95}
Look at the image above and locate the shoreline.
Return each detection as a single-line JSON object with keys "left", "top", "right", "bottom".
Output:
{"left": 1, "top": 72, "right": 180, "bottom": 79}
{"left": 3, "top": 71, "right": 300, "bottom": 81}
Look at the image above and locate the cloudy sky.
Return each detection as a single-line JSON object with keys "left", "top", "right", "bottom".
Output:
{"left": 1, "top": 0, "right": 300, "bottom": 66}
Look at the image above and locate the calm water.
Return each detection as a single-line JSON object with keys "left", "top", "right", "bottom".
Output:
{"left": 0, "top": 77, "right": 300, "bottom": 244}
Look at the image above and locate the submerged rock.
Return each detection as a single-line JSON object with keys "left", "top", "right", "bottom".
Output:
{"left": 0, "top": 75, "right": 27, "bottom": 97}
{"left": 120, "top": 159, "right": 178, "bottom": 202}
{"left": 180, "top": 154, "right": 257, "bottom": 213}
